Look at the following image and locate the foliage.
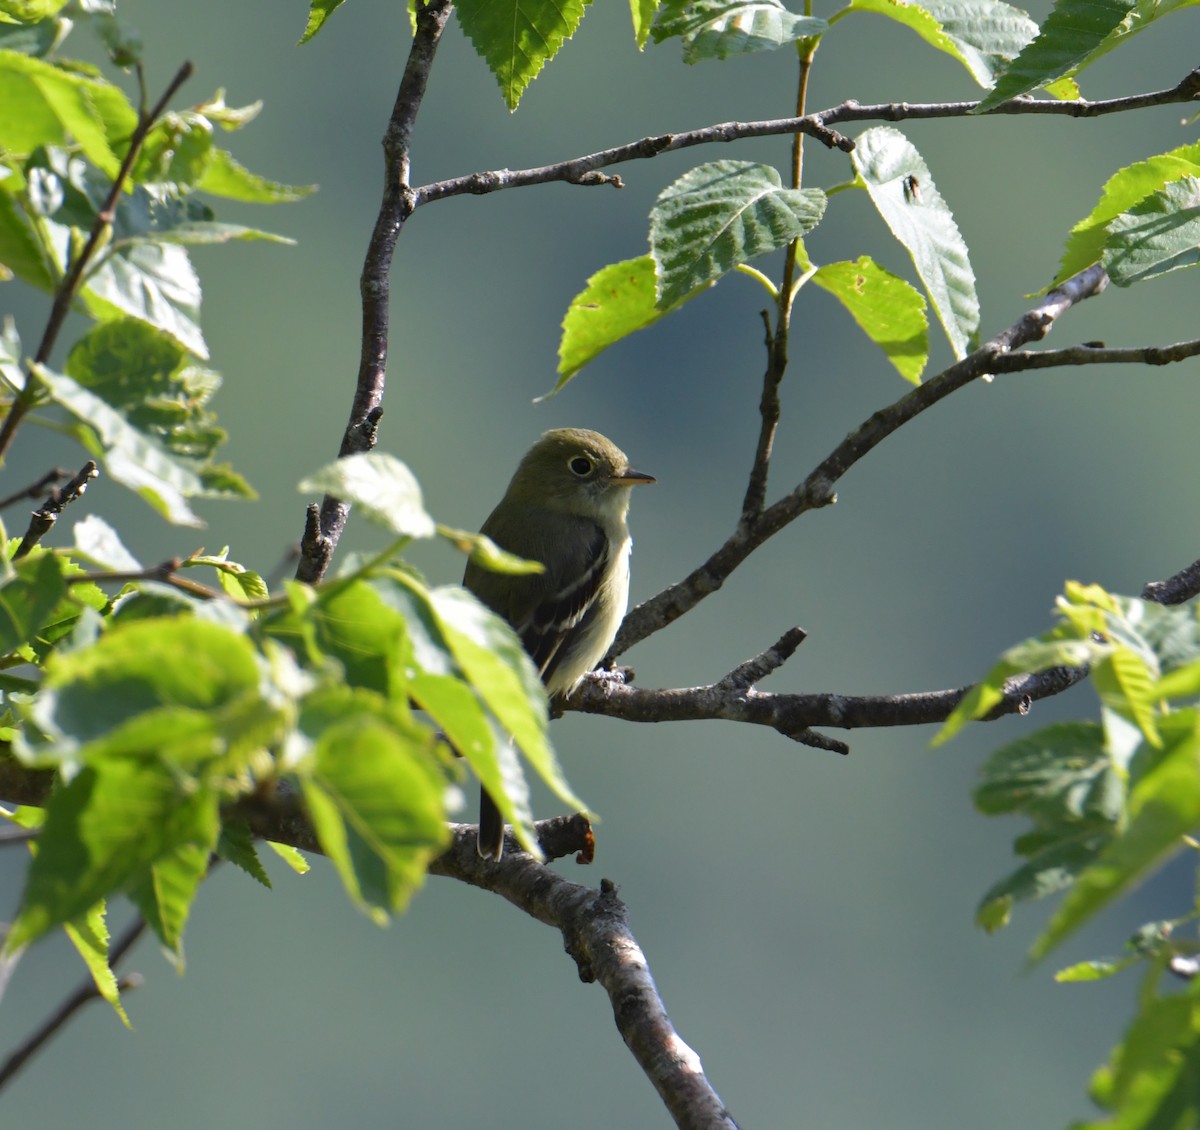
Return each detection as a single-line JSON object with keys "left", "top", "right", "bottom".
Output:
{"left": 1, "top": 0, "right": 1200, "bottom": 1127}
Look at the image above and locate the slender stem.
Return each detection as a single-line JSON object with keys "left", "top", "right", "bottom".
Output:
{"left": 294, "top": 0, "right": 453, "bottom": 584}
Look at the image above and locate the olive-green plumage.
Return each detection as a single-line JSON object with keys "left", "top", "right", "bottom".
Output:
{"left": 463, "top": 428, "right": 654, "bottom": 859}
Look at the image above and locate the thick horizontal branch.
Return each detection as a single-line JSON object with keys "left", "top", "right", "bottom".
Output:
{"left": 411, "top": 69, "right": 1200, "bottom": 206}
{"left": 613, "top": 266, "right": 1111, "bottom": 655}
{"left": 565, "top": 660, "right": 1088, "bottom": 743}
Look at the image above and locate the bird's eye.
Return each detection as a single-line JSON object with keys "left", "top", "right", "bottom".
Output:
{"left": 568, "top": 455, "right": 594, "bottom": 477}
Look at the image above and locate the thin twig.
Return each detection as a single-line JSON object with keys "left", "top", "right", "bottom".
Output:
{"left": 0, "top": 62, "right": 194, "bottom": 462}
{"left": 0, "top": 916, "right": 147, "bottom": 1092}
{"left": 410, "top": 70, "right": 1200, "bottom": 207}
{"left": 295, "top": 0, "right": 453, "bottom": 584}
{"left": 612, "top": 266, "right": 1112, "bottom": 657}
{"left": 0, "top": 469, "right": 71, "bottom": 511}
{"left": 12, "top": 461, "right": 98, "bottom": 560}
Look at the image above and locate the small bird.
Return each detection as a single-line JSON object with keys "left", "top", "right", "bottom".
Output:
{"left": 463, "top": 428, "right": 655, "bottom": 859}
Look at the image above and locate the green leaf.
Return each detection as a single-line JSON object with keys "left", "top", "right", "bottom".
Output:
{"left": 1054, "top": 955, "right": 1139, "bottom": 981}
{"left": 65, "top": 318, "right": 239, "bottom": 467}
{"left": 216, "top": 819, "right": 272, "bottom": 888}
{"left": 1084, "top": 980, "right": 1200, "bottom": 1124}
{"left": 1053, "top": 142, "right": 1200, "bottom": 286}
{"left": 32, "top": 362, "right": 207, "bottom": 526}
{"left": 651, "top": 0, "right": 827, "bottom": 62}
{"left": 30, "top": 616, "right": 262, "bottom": 753}
{"left": 0, "top": 179, "right": 54, "bottom": 290}
{"left": 631, "top": 0, "right": 660, "bottom": 47}
{"left": 126, "top": 839, "right": 209, "bottom": 965}
{"left": 7, "top": 761, "right": 220, "bottom": 950}
{"left": 553, "top": 256, "right": 674, "bottom": 390}
{"left": 812, "top": 256, "right": 929, "bottom": 383}
{"left": 196, "top": 148, "right": 316, "bottom": 204}
{"left": 429, "top": 585, "right": 586, "bottom": 848}
{"left": 0, "top": 0, "right": 70, "bottom": 19}
{"left": 935, "top": 636, "right": 1096, "bottom": 744}
{"left": 82, "top": 241, "right": 206, "bottom": 359}
{"left": 975, "top": 0, "right": 1134, "bottom": 112}
{"left": 1031, "top": 712, "right": 1200, "bottom": 961}
{"left": 62, "top": 899, "right": 130, "bottom": 1027}
{"left": 299, "top": 0, "right": 348, "bottom": 44}
{"left": 1103, "top": 176, "right": 1200, "bottom": 287}
{"left": 299, "top": 714, "right": 448, "bottom": 921}
{"left": 436, "top": 526, "right": 545, "bottom": 576}
{"left": 851, "top": 127, "right": 979, "bottom": 360}
{"left": 1093, "top": 646, "right": 1161, "bottom": 747}
{"left": 266, "top": 841, "right": 310, "bottom": 874}
{"left": 456, "top": 0, "right": 593, "bottom": 111}
{"left": 72, "top": 514, "right": 143, "bottom": 572}
{"left": 186, "top": 550, "right": 269, "bottom": 600}
{"left": 299, "top": 452, "right": 436, "bottom": 539}
{"left": 844, "top": 0, "right": 1037, "bottom": 88}
{"left": 264, "top": 577, "right": 409, "bottom": 697}
{"left": 0, "top": 550, "right": 67, "bottom": 657}
{"left": 0, "top": 48, "right": 130, "bottom": 176}
{"left": 0, "top": 13, "right": 67, "bottom": 56}
{"left": 650, "top": 160, "right": 826, "bottom": 308}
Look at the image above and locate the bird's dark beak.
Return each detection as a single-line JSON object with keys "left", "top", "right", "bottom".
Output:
{"left": 613, "top": 467, "right": 656, "bottom": 486}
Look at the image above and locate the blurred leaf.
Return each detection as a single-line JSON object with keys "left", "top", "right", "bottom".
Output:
{"left": 0, "top": 179, "right": 54, "bottom": 289}
{"left": 812, "top": 256, "right": 929, "bottom": 383}
{"left": 1082, "top": 979, "right": 1200, "bottom": 1127}
{"left": 436, "top": 526, "right": 545, "bottom": 575}
{"left": 72, "top": 514, "right": 143, "bottom": 572}
{"left": 1053, "top": 142, "right": 1200, "bottom": 286}
{"left": 1104, "top": 176, "right": 1200, "bottom": 286}
{"left": 1032, "top": 712, "right": 1200, "bottom": 961}
{"left": 196, "top": 148, "right": 316, "bottom": 203}
{"left": 651, "top": 0, "right": 826, "bottom": 62}
{"left": 7, "top": 761, "right": 220, "bottom": 950}
{"left": 299, "top": 452, "right": 436, "bottom": 539}
{"left": 0, "top": 13, "right": 68, "bottom": 56}
{"left": 299, "top": 0, "right": 348, "bottom": 44}
{"left": 0, "top": 550, "right": 67, "bottom": 657}
{"left": 62, "top": 899, "right": 129, "bottom": 1026}
{"left": 630, "top": 0, "right": 659, "bottom": 46}
{"left": 845, "top": 0, "right": 1037, "bottom": 88}
{"left": 266, "top": 841, "right": 310, "bottom": 874}
{"left": 300, "top": 714, "right": 447, "bottom": 921}
{"left": 0, "top": 0, "right": 70, "bottom": 19}
{"left": 852, "top": 127, "right": 979, "bottom": 359}
{"left": 30, "top": 616, "right": 261, "bottom": 754}
{"left": 1093, "top": 646, "right": 1161, "bottom": 747}
{"left": 1054, "top": 956, "right": 1139, "bottom": 981}
{"left": 0, "top": 48, "right": 129, "bottom": 176}
{"left": 126, "top": 839, "right": 209, "bottom": 965}
{"left": 650, "top": 160, "right": 826, "bottom": 308}
{"left": 975, "top": 0, "right": 1134, "bottom": 112}
{"left": 456, "top": 0, "right": 592, "bottom": 111}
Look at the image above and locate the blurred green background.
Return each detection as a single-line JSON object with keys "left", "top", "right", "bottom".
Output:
{"left": 4, "top": 1, "right": 1200, "bottom": 1126}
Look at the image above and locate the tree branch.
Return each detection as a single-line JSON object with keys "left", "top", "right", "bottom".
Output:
{"left": 0, "top": 916, "right": 146, "bottom": 1093}
{"left": 410, "top": 70, "right": 1200, "bottom": 206}
{"left": 0, "top": 468, "right": 72, "bottom": 511}
{"left": 295, "top": 0, "right": 453, "bottom": 584}
{"left": 567, "top": 641, "right": 1088, "bottom": 744}
{"left": 1143, "top": 558, "right": 1200, "bottom": 606}
{"left": 429, "top": 837, "right": 740, "bottom": 1130}
{"left": 12, "top": 461, "right": 98, "bottom": 560}
{"left": 612, "top": 266, "right": 1111, "bottom": 657}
